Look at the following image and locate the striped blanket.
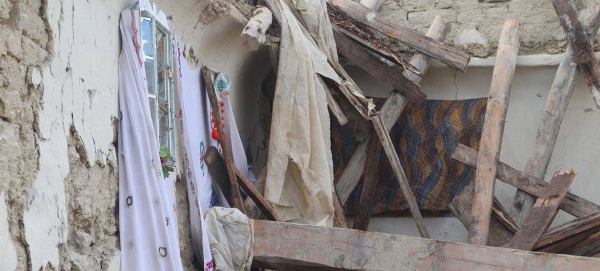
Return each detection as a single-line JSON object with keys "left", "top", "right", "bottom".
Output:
{"left": 331, "top": 98, "right": 487, "bottom": 215}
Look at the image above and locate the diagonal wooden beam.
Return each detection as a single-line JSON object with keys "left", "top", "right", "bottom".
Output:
{"left": 252, "top": 219, "right": 600, "bottom": 271}
{"left": 511, "top": 4, "right": 600, "bottom": 226}
{"left": 330, "top": 0, "right": 470, "bottom": 71}
{"left": 469, "top": 19, "right": 521, "bottom": 245}
{"left": 452, "top": 143, "right": 600, "bottom": 218}
{"left": 335, "top": 16, "right": 450, "bottom": 205}
{"left": 333, "top": 29, "right": 425, "bottom": 105}
{"left": 508, "top": 170, "right": 577, "bottom": 250}
{"left": 202, "top": 66, "right": 246, "bottom": 213}
{"left": 552, "top": 0, "right": 600, "bottom": 108}
{"left": 536, "top": 212, "right": 600, "bottom": 250}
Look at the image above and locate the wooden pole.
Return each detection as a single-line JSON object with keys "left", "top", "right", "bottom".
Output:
{"left": 469, "top": 19, "right": 521, "bottom": 245}
{"left": 335, "top": 16, "right": 450, "bottom": 204}
{"left": 202, "top": 66, "right": 246, "bottom": 213}
{"left": 510, "top": 4, "right": 600, "bottom": 225}
{"left": 508, "top": 170, "right": 577, "bottom": 250}
{"left": 552, "top": 0, "right": 600, "bottom": 108}
{"left": 241, "top": 7, "right": 272, "bottom": 51}
{"left": 330, "top": 0, "right": 470, "bottom": 71}
{"left": 452, "top": 143, "right": 600, "bottom": 218}
{"left": 252, "top": 219, "right": 600, "bottom": 271}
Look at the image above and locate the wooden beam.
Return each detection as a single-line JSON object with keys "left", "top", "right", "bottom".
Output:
{"left": 330, "top": 0, "right": 470, "bottom": 71}
{"left": 335, "top": 16, "right": 450, "bottom": 204}
{"left": 202, "top": 66, "right": 245, "bottom": 212}
{"left": 552, "top": 0, "right": 600, "bottom": 108}
{"left": 352, "top": 133, "right": 381, "bottom": 231}
{"left": 318, "top": 76, "right": 349, "bottom": 126}
{"left": 332, "top": 189, "right": 349, "bottom": 228}
{"left": 205, "top": 147, "right": 235, "bottom": 206}
{"left": 562, "top": 228, "right": 600, "bottom": 256}
{"left": 207, "top": 147, "right": 281, "bottom": 221}
{"left": 449, "top": 183, "right": 514, "bottom": 247}
{"left": 243, "top": 166, "right": 268, "bottom": 220}
{"left": 241, "top": 7, "right": 272, "bottom": 51}
{"left": 492, "top": 197, "right": 519, "bottom": 234}
{"left": 372, "top": 115, "right": 429, "bottom": 238}
{"left": 452, "top": 143, "right": 600, "bottom": 218}
{"left": 469, "top": 19, "right": 521, "bottom": 245}
{"left": 333, "top": 29, "right": 425, "bottom": 105}
{"left": 511, "top": 4, "right": 600, "bottom": 226}
{"left": 508, "top": 170, "right": 577, "bottom": 250}
{"left": 536, "top": 212, "right": 600, "bottom": 249}
{"left": 536, "top": 225, "right": 600, "bottom": 254}
{"left": 252, "top": 220, "right": 600, "bottom": 271}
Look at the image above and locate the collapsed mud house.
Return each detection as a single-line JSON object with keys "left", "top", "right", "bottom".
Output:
{"left": 4, "top": 0, "right": 600, "bottom": 270}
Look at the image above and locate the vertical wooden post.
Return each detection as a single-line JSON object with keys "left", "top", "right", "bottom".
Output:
{"left": 202, "top": 66, "right": 246, "bottom": 213}
{"left": 511, "top": 4, "right": 600, "bottom": 225}
{"left": 469, "top": 19, "right": 521, "bottom": 245}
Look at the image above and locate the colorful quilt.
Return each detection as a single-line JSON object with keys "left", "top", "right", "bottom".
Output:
{"left": 331, "top": 97, "right": 488, "bottom": 215}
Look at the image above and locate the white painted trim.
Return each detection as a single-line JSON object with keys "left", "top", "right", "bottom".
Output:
{"left": 138, "top": 0, "right": 169, "bottom": 30}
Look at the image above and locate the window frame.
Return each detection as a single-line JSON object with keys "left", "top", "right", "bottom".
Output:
{"left": 140, "top": 10, "right": 176, "bottom": 158}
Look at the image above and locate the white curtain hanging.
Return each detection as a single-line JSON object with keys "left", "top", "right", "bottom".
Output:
{"left": 118, "top": 6, "right": 183, "bottom": 271}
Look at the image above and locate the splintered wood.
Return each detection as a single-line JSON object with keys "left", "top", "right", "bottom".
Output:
{"left": 469, "top": 19, "right": 521, "bottom": 245}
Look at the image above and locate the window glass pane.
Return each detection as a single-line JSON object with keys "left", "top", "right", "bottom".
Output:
{"left": 156, "top": 30, "right": 167, "bottom": 100}
{"left": 144, "top": 60, "right": 156, "bottom": 95}
{"left": 149, "top": 97, "right": 157, "bottom": 131}
{"left": 141, "top": 19, "right": 153, "bottom": 58}
{"left": 159, "top": 109, "right": 169, "bottom": 149}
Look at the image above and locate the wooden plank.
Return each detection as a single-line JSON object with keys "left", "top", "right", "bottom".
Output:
{"left": 243, "top": 166, "right": 268, "bottom": 220}
{"left": 536, "top": 225, "right": 600, "bottom": 254}
{"left": 205, "top": 146, "right": 235, "bottom": 206}
{"left": 251, "top": 220, "right": 600, "bottom": 271}
{"left": 332, "top": 189, "right": 349, "bottom": 228}
{"left": 552, "top": 0, "right": 600, "bottom": 108}
{"left": 536, "top": 212, "right": 600, "bottom": 249}
{"left": 330, "top": 0, "right": 470, "bottom": 71}
{"left": 202, "top": 66, "right": 245, "bottom": 212}
{"left": 352, "top": 133, "right": 381, "bottom": 231}
{"left": 207, "top": 147, "right": 281, "bottom": 221}
{"left": 511, "top": 4, "right": 600, "bottom": 226}
{"left": 452, "top": 143, "right": 600, "bottom": 218}
{"left": 492, "top": 197, "right": 519, "bottom": 234}
{"left": 318, "top": 76, "right": 349, "bottom": 126}
{"left": 562, "top": 228, "right": 600, "bottom": 256}
{"left": 449, "top": 183, "right": 514, "bottom": 247}
{"left": 333, "top": 29, "right": 426, "bottom": 105}
{"left": 372, "top": 115, "right": 429, "bottom": 238}
{"left": 335, "top": 16, "right": 450, "bottom": 204}
{"left": 469, "top": 19, "right": 521, "bottom": 245}
{"left": 508, "top": 170, "right": 577, "bottom": 250}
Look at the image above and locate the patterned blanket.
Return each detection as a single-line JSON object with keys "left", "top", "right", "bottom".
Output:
{"left": 331, "top": 97, "right": 487, "bottom": 215}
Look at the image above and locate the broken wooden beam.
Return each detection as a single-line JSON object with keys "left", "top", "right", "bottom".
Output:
{"left": 562, "top": 228, "right": 600, "bottom": 256}
{"left": 241, "top": 7, "right": 272, "bottom": 50}
{"left": 352, "top": 133, "right": 381, "bottom": 231}
{"left": 332, "top": 189, "right": 349, "bottom": 228}
{"left": 252, "top": 219, "right": 600, "bottom": 270}
{"left": 335, "top": 16, "right": 450, "bottom": 204}
{"left": 469, "top": 19, "right": 521, "bottom": 245}
{"left": 449, "top": 182, "right": 515, "bottom": 247}
{"left": 508, "top": 170, "right": 577, "bottom": 250}
{"left": 511, "top": 4, "right": 600, "bottom": 226}
{"left": 330, "top": 0, "right": 469, "bottom": 71}
{"left": 202, "top": 66, "right": 245, "bottom": 213}
{"left": 372, "top": 115, "right": 429, "bottom": 238}
{"left": 333, "top": 29, "right": 426, "bottom": 105}
{"left": 206, "top": 147, "right": 281, "bottom": 221}
{"left": 452, "top": 143, "right": 600, "bottom": 218}
{"left": 552, "top": 0, "right": 600, "bottom": 108}
{"left": 536, "top": 212, "right": 600, "bottom": 250}
{"left": 318, "top": 76, "right": 349, "bottom": 126}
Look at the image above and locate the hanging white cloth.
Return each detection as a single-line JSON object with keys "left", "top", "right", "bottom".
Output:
{"left": 118, "top": 6, "right": 183, "bottom": 271}
{"left": 264, "top": 0, "right": 339, "bottom": 226}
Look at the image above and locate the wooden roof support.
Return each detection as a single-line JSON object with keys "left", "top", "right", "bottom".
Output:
{"left": 330, "top": 0, "right": 469, "bottom": 71}
{"left": 511, "top": 4, "right": 600, "bottom": 226}
{"left": 206, "top": 147, "right": 281, "bottom": 221}
{"left": 469, "top": 19, "right": 521, "bottom": 245}
{"left": 202, "top": 66, "right": 246, "bottom": 213}
{"left": 332, "top": 29, "right": 425, "bottom": 105}
{"left": 508, "top": 170, "right": 577, "bottom": 250}
{"left": 452, "top": 143, "right": 600, "bottom": 218}
{"left": 552, "top": 0, "right": 600, "bottom": 108}
{"left": 335, "top": 16, "right": 450, "bottom": 205}
{"left": 251, "top": 219, "right": 600, "bottom": 271}
{"left": 536, "top": 212, "right": 600, "bottom": 250}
